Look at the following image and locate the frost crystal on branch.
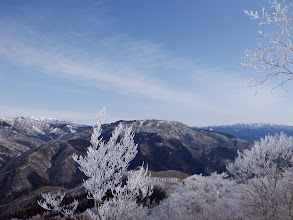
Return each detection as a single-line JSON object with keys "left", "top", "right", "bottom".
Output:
{"left": 37, "top": 193, "right": 78, "bottom": 219}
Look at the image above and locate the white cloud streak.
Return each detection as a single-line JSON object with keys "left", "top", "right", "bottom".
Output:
{"left": 0, "top": 35, "right": 216, "bottom": 111}
{"left": 0, "top": 21, "right": 291, "bottom": 127}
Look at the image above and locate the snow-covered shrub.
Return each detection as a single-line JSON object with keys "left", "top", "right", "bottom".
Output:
{"left": 228, "top": 133, "right": 293, "bottom": 219}
{"left": 149, "top": 173, "right": 238, "bottom": 220}
{"left": 151, "top": 133, "right": 293, "bottom": 220}
{"left": 227, "top": 132, "right": 293, "bottom": 183}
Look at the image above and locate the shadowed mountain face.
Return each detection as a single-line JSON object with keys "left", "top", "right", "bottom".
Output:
{"left": 0, "top": 117, "right": 250, "bottom": 217}
{"left": 0, "top": 118, "right": 92, "bottom": 209}
{"left": 103, "top": 120, "right": 251, "bottom": 175}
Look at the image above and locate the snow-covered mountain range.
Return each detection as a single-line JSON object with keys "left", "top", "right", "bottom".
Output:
{"left": 2, "top": 116, "right": 293, "bottom": 218}
{"left": 0, "top": 116, "right": 90, "bottom": 166}
{"left": 0, "top": 117, "right": 251, "bottom": 217}
{"left": 199, "top": 123, "right": 293, "bottom": 142}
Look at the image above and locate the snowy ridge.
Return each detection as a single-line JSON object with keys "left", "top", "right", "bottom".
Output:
{"left": 128, "top": 119, "right": 191, "bottom": 140}
{"left": 199, "top": 123, "right": 293, "bottom": 142}
{"left": 216, "top": 123, "right": 277, "bottom": 128}
{"left": 0, "top": 116, "right": 89, "bottom": 166}
{"left": 29, "top": 116, "right": 74, "bottom": 126}
{"left": 0, "top": 116, "right": 82, "bottom": 136}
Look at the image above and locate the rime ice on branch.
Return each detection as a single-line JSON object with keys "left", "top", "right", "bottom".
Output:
{"left": 38, "top": 108, "right": 153, "bottom": 220}
{"left": 242, "top": 0, "right": 293, "bottom": 88}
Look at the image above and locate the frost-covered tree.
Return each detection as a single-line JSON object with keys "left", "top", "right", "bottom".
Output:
{"left": 96, "top": 165, "right": 152, "bottom": 220}
{"left": 227, "top": 133, "right": 293, "bottom": 219}
{"left": 227, "top": 132, "right": 293, "bottom": 182}
{"left": 150, "top": 173, "right": 239, "bottom": 220}
{"left": 242, "top": 0, "right": 293, "bottom": 88}
{"left": 38, "top": 108, "right": 153, "bottom": 220}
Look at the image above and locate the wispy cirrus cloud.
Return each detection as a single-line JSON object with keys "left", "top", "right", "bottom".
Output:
{"left": 1, "top": 31, "right": 290, "bottom": 126}
{"left": 0, "top": 32, "right": 217, "bottom": 111}
{"left": 1, "top": 1, "right": 293, "bottom": 127}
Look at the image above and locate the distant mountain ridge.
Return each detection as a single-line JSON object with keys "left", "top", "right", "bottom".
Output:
{"left": 198, "top": 123, "right": 293, "bottom": 142}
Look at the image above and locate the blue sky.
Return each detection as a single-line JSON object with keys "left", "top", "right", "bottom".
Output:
{"left": 0, "top": 0, "right": 292, "bottom": 126}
